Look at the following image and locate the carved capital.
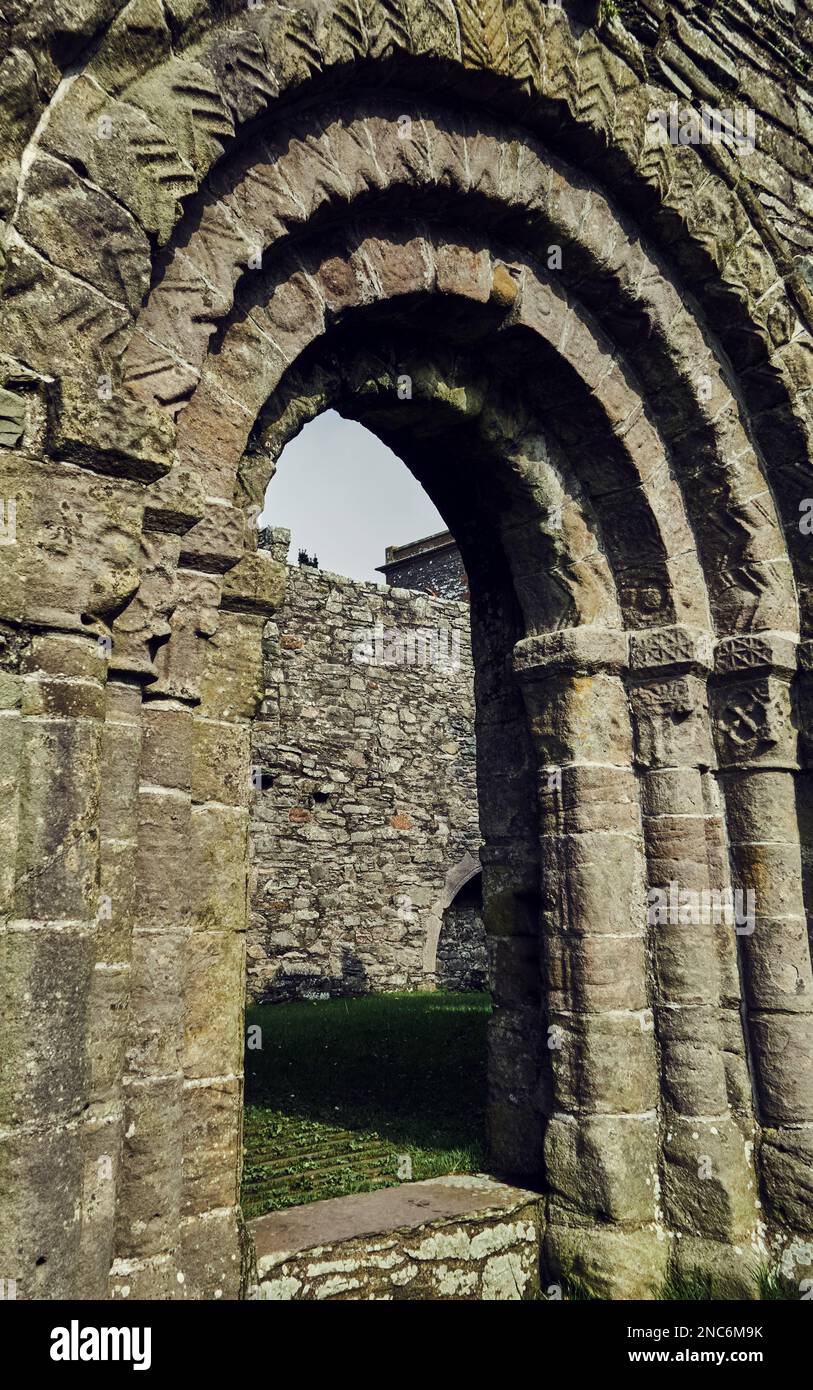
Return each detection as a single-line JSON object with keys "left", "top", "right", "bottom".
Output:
{"left": 629, "top": 673, "right": 715, "bottom": 770}
{"left": 714, "top": 632, "right": 797, "bottom": 680}
{"left": 148, "top": 569, "right": 223, "bottom": 704}
{"left": 0, "top": 452, "right": 143, "bottom": 631}
{"left": 629, "top": 625, "right": 714, "bottom": 678}
{"left": 711, "top": 675, "right": 797, "bottom": 769}
{"left": 178, "top": 503, "right": 252, "bottom": 574}
{"left": 220, "top": 552, "right": 286, "bottom": 616}
{"left": 143, "top": 463, "right": 206, "bottom": 536}
{"left": 111, "top": 532, "right": 182, "bottom": 680}
{"left": 49, "top": 381, "right": 175, "bottom": 483}
{"left": 711, "top": 634, "right": 798, "bottom": 769}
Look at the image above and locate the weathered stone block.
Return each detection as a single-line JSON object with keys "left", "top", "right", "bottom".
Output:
{"left": 749, "top": 1013, "right": 813, "bottom": 1124}
{"left": 85, "top": 964, "right": 129, "bottom": 1102}
{"left": 137, "top": 786, "right": 192, "bottom": 931}
{"left": 179, "top": 1206, "right": 244, "bottom": 1300}
{"left": 538, "top": 762, "right": 640, "bottom": 834}
{"left": 548, "top": 1011, "right": 659, "bottom": 1114}
{"left": 192, "top": 804, "right": 248, "bottom": 934}
{"left": 547, "top": 932, "right": 648, "bottom": 1012}
{"left": 193, "top": 718, "right": 251, "bottom": 807}
{"left": 183, "top": 931, "right": 245, "bottom": 1080}
{"left": 198, "top": 611, "right": 265, "bottom": 722}
{"left": 541, "top": 832, "right": 648, "bottom": 935}
{"left": 127, "top": 930, "right": 184, "bottom": 1078}
{"left": 0, "top": 454, "right": 143, "bottom": 630}
{"left": 544, "top": 1223, "right": 668, "bottom": 1300}
{"left": 77, "top": 1106, "right": 121, "bottom": 1299}
{"left": 0, "top": 925, "right": 91, "bottom": 1126}
{"left": 661, "top": 1117, "right": 757, "bottom": 1242}
{"left": 522, "top": 670, "right": 634, "bottom": 765}
{"left": 0, "top": 1125, "right": 84, "bottom": 1299}
{"left": 116, "top": 1077, "right": 183, "bottom": 1258}
{"left": 182, "top": 1077, "right": 241, "bottom": 1217}
{"left": 140, "top": 702, "right": 192, "bottom": 792}
{"left": 546, "top": 1113, "right": 658, "bottom": 1225}
{"left": 657, "top": 1006, "right": 730, "bottom": 1115}
{"left": 760, "top": 1130, "right": 813, "bottom": 1232}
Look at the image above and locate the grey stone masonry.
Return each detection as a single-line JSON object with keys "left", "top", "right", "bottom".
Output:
{"left": 377, "top": 530, "right": 469, "bottom": 601}
{"left": 248, "top": 530, "right": 481, "bottom": 1002}
{"left": 438, "top": 878, "right": 487, "bottom": 992}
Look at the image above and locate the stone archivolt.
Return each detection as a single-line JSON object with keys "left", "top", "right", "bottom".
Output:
{"left": 1, "top": 0, "right": 812, "bottom": 1299}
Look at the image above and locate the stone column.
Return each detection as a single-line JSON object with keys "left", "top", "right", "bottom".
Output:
{"left": 627, "top": 625, "right": 759, "bottom": 1284}
{"left": 466, "top": 574, "right": 547, "bottom": 1180}
{"left": 0, "top": 440, "right": 144, "bottom": 1300}
{"left": 513, "top": 626, "right": 666, "bottom": 1297}
{"left": 1, "top": 631, "right": 105, "bottom": 1297}
{"left": 711, "top": 632, "right": 813, "bottom": 1246}
{"left": 789, "top": 638, "right": 813, "bottom": 1242}
{"left": 182, "top": 551, "right": 285, "bottom": 1298}
{"left": 108, "top": 691, "right": 192, "bottom": 1300}
{"left": 77, "top": 674, "right": 141, "bottom": 1297}
{"left": 105, "top": 513, "right": 195, "bottom": 1300}
{"left": 481, "top": 840, "right": 546, "bottom": 1179}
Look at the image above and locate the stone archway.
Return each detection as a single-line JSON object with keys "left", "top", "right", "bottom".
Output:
{"left": 2, "top": 0, "right": 813, "bottom": 1302}
{"left": 423, "top": 849, "right": 483, "bottom": 985}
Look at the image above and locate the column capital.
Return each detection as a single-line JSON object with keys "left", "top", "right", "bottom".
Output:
{"left": 710, "top": 633, "right": 798, "bottom": 771}
{"left": 628, "top": 625, "right": 714, "bottom": 678}
{"left": 713, "top": 632, "right": 798, "bottom": 680}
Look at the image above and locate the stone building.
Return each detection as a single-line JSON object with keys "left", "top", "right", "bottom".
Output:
{"left": 248, "top": 527, "right": 485, "bottom": 1002}
{"left": 2, "top": 0, "right": 813, "bottom": 1302}
{"left": 377, "top": 528, "right": 470, "bottom": 600}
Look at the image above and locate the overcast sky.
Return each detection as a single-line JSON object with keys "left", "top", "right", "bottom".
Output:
{"left": 258, "top": 410, "right": 446, "bottom": 582}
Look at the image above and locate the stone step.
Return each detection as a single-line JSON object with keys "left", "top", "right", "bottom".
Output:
{"left": 248, "top": 1174, "right": 543, "bottom": 1300}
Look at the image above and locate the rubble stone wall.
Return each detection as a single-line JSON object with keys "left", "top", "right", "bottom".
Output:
{"left": 248, "top": 547, "right": 482, "bottom": 1002}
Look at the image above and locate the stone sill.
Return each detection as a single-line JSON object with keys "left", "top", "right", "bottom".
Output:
{"left": 248, "top": 1175, "right": 543, "bottom": 1300}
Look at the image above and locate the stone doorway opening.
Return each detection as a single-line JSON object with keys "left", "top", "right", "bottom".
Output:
{"left": 241, "top": 414, "right": 511, "bottom": 1262}
{"left": 246, "top": 418, "right": 482, "bottom": 1005}
{"left": 437, "top": 870, "right": 486, "bottom": 993}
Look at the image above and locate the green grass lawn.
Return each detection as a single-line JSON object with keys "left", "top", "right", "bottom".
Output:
{"left": 241, "top": 991, "right": 490, "bottom": 1219}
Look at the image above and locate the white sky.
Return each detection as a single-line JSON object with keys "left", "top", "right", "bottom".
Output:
{"left": 257, "top": 410, "right": 446, "bottom": 582}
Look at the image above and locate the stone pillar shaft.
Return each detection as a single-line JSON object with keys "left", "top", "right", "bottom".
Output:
{"left": 1, "top": 631, "right": 105, "bottom": 1297}
{"left": 711, "top": 633, "right": 813, "bottom": 1238}
{"left": 628, "top": 625, "right": 758, "bottom": 1262}
{"left": 514, "top": 627, "right": 665, "bottom": 1296}
{"left": 78, "top": 675, "right": 141, "bottom": 1297}
{"left": 109, "top": 694, "right": 191, "bottom": 1299}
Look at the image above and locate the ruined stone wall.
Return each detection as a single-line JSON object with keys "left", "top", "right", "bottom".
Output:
{"left": 250, "top": 1176, "right": 542, "bottom": 1300}
{"left": 248, "top": 540, "right": 481, "bottom": 1002}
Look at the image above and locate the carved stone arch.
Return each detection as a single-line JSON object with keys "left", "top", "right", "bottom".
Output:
{"left": 4, "top": 5, "right": 811, "bottom": 583}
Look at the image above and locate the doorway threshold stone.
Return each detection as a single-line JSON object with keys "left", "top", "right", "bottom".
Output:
{"left": 247, "top": 1174, "right": 543, "bottom": 1300}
